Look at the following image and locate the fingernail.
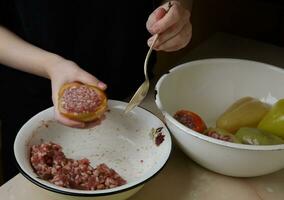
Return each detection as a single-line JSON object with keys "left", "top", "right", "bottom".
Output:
{"left": 154, "top": 45, "right": 159, "bottom": 51}
{"left": 98, "top": 81, "right": 107, "bottom": 89}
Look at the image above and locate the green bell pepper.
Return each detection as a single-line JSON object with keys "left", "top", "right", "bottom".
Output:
{"left": 235, "top": 127, "right": 284, "bottom": 145}
{"left": 258, "top": 99, "right": 284, "bottom": 139}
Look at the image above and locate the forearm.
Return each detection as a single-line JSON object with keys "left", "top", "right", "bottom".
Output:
{"left": 0, "top": 26, "right": 63, "bottom": 79}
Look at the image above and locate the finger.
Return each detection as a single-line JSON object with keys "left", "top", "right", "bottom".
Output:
{"left": 146, "top": 7, "right": 167, "bottom": 34}
{"left": 151, "top": 2, "right": 188, "bottom": 34}
{"left": 147, "top": 11, "right": 189, "bottom": 48}
{"left": 51, "top": 79, "right": 61, "bottom": 109}
{"left": 51, "top": 83, "right": 85, "bottom": 128}
{"left": 154, "top": 22, "right": 192, "bottom": 52}
{"left": 146, "top": 0, "right": 176, "bottom": 32}
{"left": 54, "top": 108, "right": 85, "bottom": 128}
{"left": 77, "top": 71, "right": 107, "bottom": 90}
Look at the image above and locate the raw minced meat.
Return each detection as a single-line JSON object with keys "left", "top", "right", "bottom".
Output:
{"left": 30, "top": 142, "right": 126, "bottom": 190}
{"left": 61, "top": 85, "right": 102, "bottom": 113}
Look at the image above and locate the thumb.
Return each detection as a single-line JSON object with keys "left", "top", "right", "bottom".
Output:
{"left": 146, "top": 7, "right": 167, "bottom": 34}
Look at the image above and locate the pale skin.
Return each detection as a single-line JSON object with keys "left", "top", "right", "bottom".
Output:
{"left": 0, "top": 1, "right": 192, "bottom": 128}
{"left": 147, "top": 1, "right": 192, "bottom": 51}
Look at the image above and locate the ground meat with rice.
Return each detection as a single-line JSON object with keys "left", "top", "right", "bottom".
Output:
{"left": 30, "top": 142, "right": 126, "bottom": 190}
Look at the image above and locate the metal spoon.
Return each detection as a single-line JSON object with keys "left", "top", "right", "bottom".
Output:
{"left": 124, "top": 2, "right": 173, "bottom": 114}
{"left": 124, "top": 34, "right": 159, "bottom": 114}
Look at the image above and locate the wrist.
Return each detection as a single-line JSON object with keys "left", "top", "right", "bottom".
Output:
{"left": 42, "top": 53, "right": 68, "bottom": 79}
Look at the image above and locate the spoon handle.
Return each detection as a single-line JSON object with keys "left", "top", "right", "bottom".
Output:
{"left": 144, "top": 1, "right": 173, "bottom": 79}
{"left": 144, "top": 34, "right": 159, "bottom": 80}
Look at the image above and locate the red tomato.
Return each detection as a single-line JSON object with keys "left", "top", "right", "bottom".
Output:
{"left": 173, "top": 110, "right": 207, "bottom": 133}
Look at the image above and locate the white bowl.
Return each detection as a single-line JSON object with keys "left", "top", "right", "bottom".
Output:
{"left": 14, "top": 100, "right": 172, "bottom": 200}
{"left": 155, "top": 58, "right": 284, "bottom": 177}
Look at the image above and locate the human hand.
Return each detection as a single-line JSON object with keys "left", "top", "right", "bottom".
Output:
{"left": 146, "top": 1, "right": 192, "bottom": 52}
{"left": 47, "top": 58, "right": 107, "bottom": 128}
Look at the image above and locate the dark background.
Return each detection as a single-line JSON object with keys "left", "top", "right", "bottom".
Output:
{"left": 155, "top": 0, "right": 284, "bottom": 74}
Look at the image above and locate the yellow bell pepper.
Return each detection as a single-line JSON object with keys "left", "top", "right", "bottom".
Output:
{"left": 217, "top": 97, "right": 270, "bottom": 133}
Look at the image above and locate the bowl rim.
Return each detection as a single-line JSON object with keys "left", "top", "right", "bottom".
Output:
{"left": 14, "top": 100, "right": 172, "bottom": 196}
{"left": 155, "top": 58, "right": 284, "bottom": 151}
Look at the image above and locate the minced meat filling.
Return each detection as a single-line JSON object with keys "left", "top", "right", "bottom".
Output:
{"left": 30, "top": 142, "right": 126, "bottom": 190}
{"left": 62, "top": 85, "right": 102, "bottom": 113}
